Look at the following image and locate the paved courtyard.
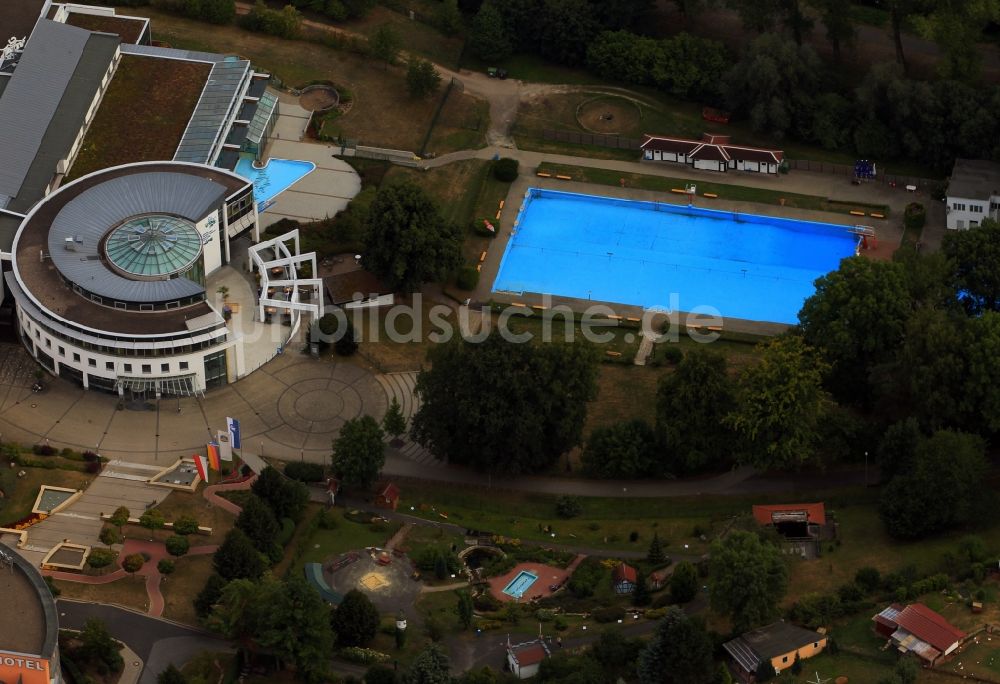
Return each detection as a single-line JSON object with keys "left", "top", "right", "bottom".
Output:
{"left": 0, "top": 346, "right": 387, "bottom": 468}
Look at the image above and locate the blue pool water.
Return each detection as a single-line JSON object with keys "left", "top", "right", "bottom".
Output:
{"left": 235, "top": 157, "right": 316, "bottom": 208}
{"left": 492, "top": 189, "right": 860, "bottom": 324}
{"left": 503, "top": 570, "right": 539, "bottom": 598}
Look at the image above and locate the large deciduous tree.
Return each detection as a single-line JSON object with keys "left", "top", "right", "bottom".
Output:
{"left": 879, "top": 430, "right": 991, "bottom": 539}
{"left": 637, "top": 607, "right": 715, "bottom": 684}
{"left": 331, "top": 589, "right": 380, "bottom": 647}
{"left": 943, "top": 218, "right": 1000, "bottom": 316}
{"left": 709, "top": 531, "right": 788, "bottom": 633}
{"left": 251, "top": 466, "right": 308, "bottom": 521}
{"left": 470, "top": 2, "right": 512, "bottom": 63}
{"left": 580, "top": 419, "right": 658, "bottom": 479}
{"left": 213, "top": 529, "right": 265, "bottom": 581}
{"left": 362, "top": 181, "right": 463, "bottom": 293}
{"left": 798, "top": 257, "right": 912, "bottom": 403}
{"left": 333, "top": 415, "right": 385, "bottom": 490}
{"left": 725, "top": 335, "right": 829, "bottom": 470}
{"left": 405, "top": 644, "right": 451, "bottom": 684}
{"left": 655, "top": 348, "right": 736, "bottom": 474}
{"left": 235, "top": 494, "right": 282, "bottom": 562}
{"left": 412, "top": 333, "right": 599, "bottom": 475}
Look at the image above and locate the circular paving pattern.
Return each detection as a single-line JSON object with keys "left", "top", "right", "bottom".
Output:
{"left": 276, "top": 376, "right": 366, "bottom": 434}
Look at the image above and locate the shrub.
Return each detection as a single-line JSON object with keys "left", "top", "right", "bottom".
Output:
{"left": 593, "top": 606, "right": 624, "bottom": 623}
{"left": 425, "top": 617, "right": 445, "bottom": 642}
{"left": 553, "top": 616, "right": 568, "bottom": 631}
{"left": 555, "top": 495, "right": 582, "bottom": 519}
{"left": 456, "top": 266, "right": 480, "bottom": 291}
{"left": 317, "top": 508, "right": 339, "bottom": 530}
{"left": 837, "top": 583, "right": 863, "bottom": 602}
{"left": 568, "top": 557, "right": 605, "bottom": 598}
{"left": 652, "top": 344, "right": 683, "bottom": 366}
{"left": 172, "top": 515, "right": 200, "bottom": 536}
{"left": 85, "top": 461, "right": 101, "bottom": 474}
{"left": 629, "top": 531, "right": 640, "bottom": 542}
{"left": 493, "top": 158, "right": 519, "bottom": 182}
{"left": 903, "top": 202, "right": 926, "bottom": 232}
{"left": 337, "top": 647, "right": 390, "bottom": 665}
{"left": 535, "top": 609, "right": 555, "bottom": 622}
{"left": 284, "top": 461, "right": 325, "bottom": 482}
{"left": 471, "top": 217, "right": 499, "bottom": 238}
{"left": 854, "top": 566, "right": 881, "bottom": 593}
{"left": 157, "top": 558, "right": 175, "bottom": 575}
{"left": 82, "top": 450, "right": 99, "bottom": 462}
{"left": 473, "top": 592, "right": 502, "bottom": 612}
{"left": 165, "top": 535, "right": 190, "bottom": 557}
{"left": 276, "top": 517, "right": 295, "bottom": 547}
{"left": 32, "top": 444, "right": 56, "bottom": 456}
{"left": 87, "top": 548, "right": 116, "bottom": 570}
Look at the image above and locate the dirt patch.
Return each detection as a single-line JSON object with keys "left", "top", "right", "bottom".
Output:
{"left": 577, "top": 96, "right": 642, "bottom": 135}
{"left": 300, "top": 86, "right": 339, "bottom": 112}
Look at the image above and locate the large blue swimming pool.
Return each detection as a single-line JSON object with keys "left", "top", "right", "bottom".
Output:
{"left": 503, "top": 570, "right": 538, "bottom": 599}
{"left": 235, "top": 157, "right": 316, "bottom": 208}
{"left": 492, "top": 189, "right": 860, "bottom": 324}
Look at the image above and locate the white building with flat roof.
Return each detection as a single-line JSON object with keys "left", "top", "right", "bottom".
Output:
{"left": 946, "top": 159, "right": 1000, "bottom": 230}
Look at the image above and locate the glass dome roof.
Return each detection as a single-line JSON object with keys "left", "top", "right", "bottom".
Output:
{"left": 104, "top": 214, "right": 203, "bottom": 279}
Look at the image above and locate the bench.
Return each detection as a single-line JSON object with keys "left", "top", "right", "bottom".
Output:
{"left": 670, "top": 188, "right": 688, "bottom": 194}
{"left": 536, "top": 172, "right": 552, "bottom": 178}
{"left": 555, "top": 175, "right": 572, "bottom": 180}
{"left": 703, "top": 192, "right": 718, "bottom": 198}
{"left": 304, "top": 563, "right": 343, "bottom": 605}
{"left": 870, "top": 212, "right": 885, "bottom": 219}
{"left": 849, "top": 210, "right": 866, "bottom": 216}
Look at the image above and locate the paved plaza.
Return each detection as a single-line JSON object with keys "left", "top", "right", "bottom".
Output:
{"left": 0, "top": 347, "right": 387, "bottom": 468}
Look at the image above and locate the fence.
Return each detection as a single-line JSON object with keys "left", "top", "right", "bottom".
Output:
{"left": 418, "top": 77, "right": 463, "bottom": 158}
{"left": 542, "top": 129, "right": 642, "bottom": 150}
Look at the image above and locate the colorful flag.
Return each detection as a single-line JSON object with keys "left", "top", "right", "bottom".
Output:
{"left": 193, "top": 454, "right": 208, "bottom": 482}
{"left": 227, "top": 417, "right": 241, "bottom": 449}
{"left": 207, "top": 443, "right": 221, "bottom": 471}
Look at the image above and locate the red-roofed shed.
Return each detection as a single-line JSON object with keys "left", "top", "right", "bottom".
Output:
{"left": 375, "top": 482, "right": 400, "bottom": 510}
{"left": 872, "top": 602, "right": 965, "bottom": 664}
{"left": 613, "top": 562, "right": 637, "bottom": 594}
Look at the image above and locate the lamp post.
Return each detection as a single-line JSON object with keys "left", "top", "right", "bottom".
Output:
{"left": 864, "top": 450, "right": 869, "bottom": 488}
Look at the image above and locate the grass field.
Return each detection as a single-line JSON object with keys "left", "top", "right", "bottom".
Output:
{"left": 129, "top": 8, "right": 484, "bottom": 153}
{"left": 152, "top": 489, "right": 235, "bottom": 546}
{"left": 536, "top": 162, "right": 891, "bottom": 217}
{"left": 161, "top": 554, "right": 214, "bottom": 626}
{"left": 0, "top": 467, "right": 90, "bottom": 526}
{"left": 296, "top": 510, "right": 401, "bottom": 568}
{"left": 53, "top": 575, "right": 149, "bottom": 614}
{"left": 336, "top": 4, "right": 464, "bottom": 68}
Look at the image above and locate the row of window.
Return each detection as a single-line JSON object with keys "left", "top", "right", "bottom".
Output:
{"left": 953, "top": 202, "right": 987, "bottom": 213}
{"left": 33, "top": 326, "right": 192, "bottom": 374}
{"left": 22, "top": 311, "right": 225, "bottom": 358}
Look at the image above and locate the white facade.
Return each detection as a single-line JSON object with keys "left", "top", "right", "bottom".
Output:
{"left": 946, "top": 195, "right": 998, "bottom": 230}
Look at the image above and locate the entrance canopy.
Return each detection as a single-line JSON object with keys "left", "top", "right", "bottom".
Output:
{"left": 115, "top": 374, "right": 198, "bottom": 397}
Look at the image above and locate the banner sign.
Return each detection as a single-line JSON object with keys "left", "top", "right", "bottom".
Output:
{"left": 217, "top": 431, "right": 233, "bottom": 462}
{"left": 227, "top": 417, "right": 241, "bottom": 449}
{"left": 0, "top": 651, "right": 50, "bottom": 684}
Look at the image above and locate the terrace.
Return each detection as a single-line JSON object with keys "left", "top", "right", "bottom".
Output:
{"left": 66, "top": 55, "right": 211, "bottom": 181}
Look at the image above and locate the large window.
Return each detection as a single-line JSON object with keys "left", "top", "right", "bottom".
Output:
{"left": 204, "top": 350, "right": 228, "bottom": 389}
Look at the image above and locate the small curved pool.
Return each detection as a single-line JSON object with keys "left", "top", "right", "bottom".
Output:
{"left": 235, "top": 157, "right": 316, "bottom": 208}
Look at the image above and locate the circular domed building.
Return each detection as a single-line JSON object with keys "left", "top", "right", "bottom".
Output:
{"left": 7, "top": 161, "right": 271, "bottom": 395}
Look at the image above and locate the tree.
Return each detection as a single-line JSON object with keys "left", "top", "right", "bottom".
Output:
{"left": 333, "top": 415, "right": 385, "bottom": 490}
{"left": 122, "top": 553, "right": 145, "bottom": 578}
{"left": 366, "top": 664, "right": 398, "bottom": 684}
{"left": 236, "top": 494, "right": 281, "bottom": 561}
{"left": 412, "top": 333, "right": 599, "bottom": 475}
{"left": 456, "top": 591, "right": 474, "bottom": 630}
{"left": 200, "top": 0, "right": 236, "bottom": 24}
{"left": 880, "top": 430, "right": 990, "bottom": 539}
{"left": 370, "top": 24, "right": 400, "bottom": 69}
{"left": 811, "top": 0, "right": 855, "bottom": 61}
{"left": 195, "top": 573, "right": 228, "bottom": 619}
{"left": 87, "top": 548, "right": 116, "bottom": 570}
{"left": 798, "top": 257, "right": 912, "bottom": 403}
{"left": 885, "top": 0, "right": 932, "bottom": 73}
{"left": 943, "top": 218, "right": 1000, "bottom": 315}
{"left": 172, "top": 515, "right": 200, "bottom": 536}
{"left": 876, "top": 418, "right": 923, "bottom": 483}
{"left": 110, "top": 506, "right": 130, "bottom": 536}
{"left": 383, "top": 397, "right": 407, "bottom": 441}
{"left": 709, "top": 531, "right": 788, "bottom": 633}
{"left": 580, "top": 419, "right": 658, "bottom": 478}
{"left": 655, "top": 348, "right": 736, "bottom": 474}
{"left": 362, "top": 181, "right": 463, "bottom": 292}
{"left": 406, "top": 58, "right": 442, "bottom": 98}
{"left": 165, "top": 534, "right": 191, "bottom": 558}
{"left": 268, "top": 576, "right": 335, "bottom": 682}
{"left": 79, "top": 618, "right": 124, "bottom": 673}
{"left": 470, "top": 2, "right": 512, "bottom": 63}
{"left": 725, "top": 335, "right": 829, "bottom": 471}
{"left": 536, "top": 0, "right": 599, "bottom": 66}
{"left": 210, "top": 577, "right": 283, "bottom": 664}
{"left": 331, "top": 589, "right": 380, "bottom": 647}
{"left": 251, "top": 466, "right": 308, "bottom": 521}
{"left": 435, "top": 0, "right": 463, "bottom": 35}
{"left": 670, "top": 561, "right": 699, "bottom": 604}
{"left": 655, "top": 32, "right": 728, "bottom": 100}
{"left": 99, "top": 526, "right": 121, "bottom": 549}
{"left": 916, "top": 1, "right": 999, "bottom": 81}
{"left": 214, "top": 529, "right": 265, "bottom": 581}
{"left": 637, "top": 608, "right": 714, "bottom": 684}
{"left": 157, "top": 664, "right": 187, "bottom": 684}
{"left": 647, "top": 532, "right": 666, "bottom": 564}
{"left": 139, "top": 508, "right": 166, "bottom": 540}
{"left": 404, "top": 644, "right": 451, "bottom": 684}
{"left": 158, "top": 558, "right": 176, "bottom": 576}
{"left": 632, "top": 572, "right": 651, "bottom": 606}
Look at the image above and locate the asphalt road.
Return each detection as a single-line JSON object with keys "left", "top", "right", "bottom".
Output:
{"left": 57, "top": 600, "right": 231, "bottom": 684}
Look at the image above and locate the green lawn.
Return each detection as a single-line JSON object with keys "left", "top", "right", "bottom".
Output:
{"left": 297, "top": 511, "right": 401, "bottom": 568}
{"left": 537, "top": 162, "right": 890, "bottom": 217}
{"left": 0, "top": 466, "right": 91, "bottom": 526}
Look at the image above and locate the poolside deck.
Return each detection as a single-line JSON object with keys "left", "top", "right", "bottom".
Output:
{"left": 489, "top": 561, "right": 576, "bottom": 603}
